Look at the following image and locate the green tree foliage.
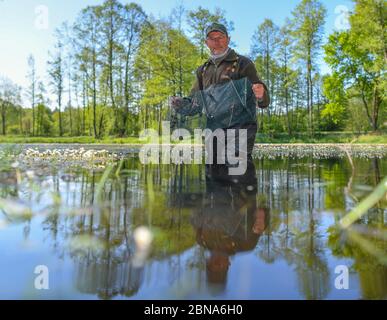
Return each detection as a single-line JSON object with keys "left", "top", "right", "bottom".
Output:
{"left": 324, "top": 0, "right": 386, "bottom": 131}
{"left": 0, "top": 76, "right": 21, "bottom": 135}
{"left": 321, "top": 73, "right": 347, "bottom": 130}
{"left": 135, "top": 19, "right": 200, "bottom": 133}
{"left": 1, "top": 0, "right": 383, "bottom": 139}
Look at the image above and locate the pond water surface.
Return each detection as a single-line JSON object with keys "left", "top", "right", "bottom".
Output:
{"left": 0, "top": 145, "right": 386, "bottom": 300}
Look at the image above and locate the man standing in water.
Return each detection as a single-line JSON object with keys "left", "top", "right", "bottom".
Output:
{"left": 170, "top": 22, "right": 270, "bottom": 171}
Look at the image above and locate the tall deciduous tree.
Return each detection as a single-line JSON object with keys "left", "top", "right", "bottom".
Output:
{"left": 324, "top": 30, "right": 384, "bottom": 131}
{"left": 98, "top": 0, "right": 123, "bottom": 135}
{"left": 0, "top": 77, "right": 21, "bottom": 135}
{"left": 27, "top": 55, "right": 37, "bottom": 136}
{"left": 291, "top": 0, "right": 327, "bottom": 135}
{"left": 349, "top": 0, "right": 385, "bottom": 130}
{"left": 277, "top": 22, "right": 297, "bottom": 134}
{"left": 73, "top": 5, "right": 102, "bottom": 138}
{"left": 135, "top": 19, "right": 200, "bottom": 134}
{"left": 251, "top": 19, "right": 280, "bottom": 129}
{"left": 48, "top": 37, "right": 64, "bottom": 137}
{"left": 119, "top": 3, "right": 147, "bottom": 136}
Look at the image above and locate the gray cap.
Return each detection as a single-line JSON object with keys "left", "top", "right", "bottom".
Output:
{"left": 206, "top": 22, "right": 228, "bottom": 38}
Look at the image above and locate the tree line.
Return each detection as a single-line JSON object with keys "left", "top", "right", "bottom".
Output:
{"left": 0, "top": 0, "right": 385, "bottom": 138}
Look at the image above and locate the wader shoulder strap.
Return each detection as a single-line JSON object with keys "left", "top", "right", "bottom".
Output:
{"left": 198, "top": 61, "right": 210, "bottom": 91}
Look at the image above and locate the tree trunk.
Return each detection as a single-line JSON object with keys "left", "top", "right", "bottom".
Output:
{"left": 1, "top": 104, "right": 6, "bottom": 135}
{"left": 122, "top": 33, "right": 133, "bottom": 137}
{"left": 372, "top": 85, "right": 380, "bottom": 131}
{"left": 92, "top": 49, "right": 98, "bottom": 138}
{"left": 307, "top": 50, "right": 313, "bottom": 136}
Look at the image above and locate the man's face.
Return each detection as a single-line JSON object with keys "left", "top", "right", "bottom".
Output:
{"left": 205, "top": 31, "right": 230, "bottom": 55}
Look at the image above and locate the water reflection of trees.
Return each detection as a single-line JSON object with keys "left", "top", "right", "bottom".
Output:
{"left": 41, "top": 160, "right": 203, "bottom": 299}
{"left": 254, "top": 157, "right": 330, "bottom": 299}
{"left": 253, "top": 157, "right": 385, "bottom": 299}
{"left": 327, "top": 157, "right": 386, "bottom": 299}
{"left": 2, "top": 155, "right": 385, "bottom": 299}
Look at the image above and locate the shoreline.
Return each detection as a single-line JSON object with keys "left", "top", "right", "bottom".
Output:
{"left": 1, "top": 143, "right": 385, "bottom": 159}
{"left": 0, "top": 143, "right": 385, "bottom": 147}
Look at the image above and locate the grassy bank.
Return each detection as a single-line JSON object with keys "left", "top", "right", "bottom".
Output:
{"left": 0, "top": 135, "right": 142, "bottom": 144}
{"left": 0, "top": 132, "right": 385, "bottom": 145}
{"left": 255, "top": 132, "right": 387, "bottom": 144}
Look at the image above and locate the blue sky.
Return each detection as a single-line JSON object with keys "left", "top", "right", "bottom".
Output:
{"left": 0, "top": 0, "right": 353, "bottom": 98}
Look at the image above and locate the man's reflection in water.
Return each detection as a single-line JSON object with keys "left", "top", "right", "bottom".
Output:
{"left": 191, "top": 159, "right": 270, "bottom": 294}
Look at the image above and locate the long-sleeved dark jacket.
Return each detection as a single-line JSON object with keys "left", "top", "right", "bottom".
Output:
{"left": 175, "top": 48, "right": 270, "bottom": 129}
{"left": 191, "top": 48, "right": 270, "bottom": 108}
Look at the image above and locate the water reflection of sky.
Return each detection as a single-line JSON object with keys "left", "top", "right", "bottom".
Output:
{"left": 0, "top": 152, "right": 385, "bottom": 300}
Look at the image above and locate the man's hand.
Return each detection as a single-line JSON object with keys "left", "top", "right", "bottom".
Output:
{"left": 252, "top": 83, "right": 265, "bottom": 100}
{"left": 169, "top": 96, "right": 184, "bottom": 109}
